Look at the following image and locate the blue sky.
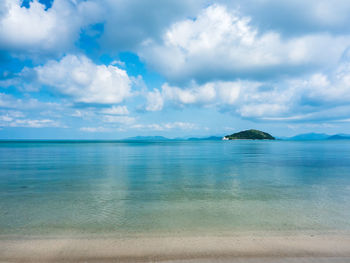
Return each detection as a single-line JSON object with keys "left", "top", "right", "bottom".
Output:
{"left": 1, "top": 0, "right": 350, "bottom": 139}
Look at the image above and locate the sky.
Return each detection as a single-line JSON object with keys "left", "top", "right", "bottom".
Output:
{"left": 1, "top": 0, "right": 350, "bottom": 139}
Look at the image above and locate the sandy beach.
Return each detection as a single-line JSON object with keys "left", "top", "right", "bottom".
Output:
{"left": 1, "top": 233, "right": 350, "bottom": 262}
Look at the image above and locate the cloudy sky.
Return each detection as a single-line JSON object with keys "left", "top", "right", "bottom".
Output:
{"left": 1, "top": 0, "right": 350, "bottom": 139}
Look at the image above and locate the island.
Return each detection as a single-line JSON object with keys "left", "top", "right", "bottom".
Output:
{"left": 223, "top": 129, "right": 275, "bottom": 140}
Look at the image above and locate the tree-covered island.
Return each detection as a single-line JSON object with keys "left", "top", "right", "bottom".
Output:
{"left": 223, "top": 129, "right": 275, "bottom": 140}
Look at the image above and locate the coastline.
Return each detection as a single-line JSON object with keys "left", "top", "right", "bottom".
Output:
{"left": 1, "top": 232, "right": 350, "bottom": 262}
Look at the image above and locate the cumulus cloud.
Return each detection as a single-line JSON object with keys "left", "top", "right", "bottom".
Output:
{"left": 2, "top": 0, "right": 350, "bottom": 134}
{"left": 145, "top": 81, "right": 243, "bottom": 111}
{"left": 36, "top": 54, "right": 132, "bottom": 104}
{"left": 304, "top": 67, "right": 350, "bottom": 104}
{"left": 145, "top": 80, "right": 294, "bottom": 119}
{"left": 139, "top": 4, "right": 350, "bottom": 84}
{"left": 161, "top": 83, "right": 216, "bottom": 105}
{"left": 145, "top": 52, "right": 350, "bottom": 122}
{"left": 0, "top": 0, "right": 102, "bottom": 57}
{"left": 223, "top": 0, "right": 350, "bottom": 36}
{"left": 98, "top": 0, "right": 205, "bottom": 52}
{"left": 0, "top": 0, "right": 205, "bottom": 57}
{"left": 2, "top": 0, "right": 350, "bottom": 61}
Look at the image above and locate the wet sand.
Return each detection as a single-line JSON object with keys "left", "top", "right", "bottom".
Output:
{"left": 1, "top": 233, "right": 350, "bottom": 262}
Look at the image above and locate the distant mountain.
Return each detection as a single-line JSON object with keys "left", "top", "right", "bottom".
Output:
{"left": 287, "top": 133, "right": 330, "bottom": 141}
{"left": 124, "top": 133, "right": 350, "bottom": 142}
{"left": 327, "top": 134, "right": 350, "bottom": 140}
{"left": 284, "top": 133, "right": 350, "bottom": 141}
{"left": 124, "top": 136, "right": 172, "bottom": 141}
{"left": 224, "top": 129, "right": 275, "bottom": 140}
{"left": 187, "top": 136, "right": 222, "bottom": 141}
{"left": 124, "top": 135, "right": 223, "bottom": 141}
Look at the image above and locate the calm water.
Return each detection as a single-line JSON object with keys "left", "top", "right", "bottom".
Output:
{"left": 1, "top": 140, "right": 350, "bottom": 236}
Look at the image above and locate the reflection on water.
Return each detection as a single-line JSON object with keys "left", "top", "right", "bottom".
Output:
{"left": 1, "top": 141, "right": 350, "bottom": 236}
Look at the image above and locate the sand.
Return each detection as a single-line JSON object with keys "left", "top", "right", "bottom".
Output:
{"left": 1, "top": 233, "right": 350, "bottom": 262}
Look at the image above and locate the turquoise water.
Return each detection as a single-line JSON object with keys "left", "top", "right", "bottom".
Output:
{"left": 1, "top": 140, "right": 350, "bottom": 236}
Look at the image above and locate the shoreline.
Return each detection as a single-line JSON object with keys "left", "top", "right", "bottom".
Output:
{"left": 1, "top": 233, "right": 350, "bottom": 262}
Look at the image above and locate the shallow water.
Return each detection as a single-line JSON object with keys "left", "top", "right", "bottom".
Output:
{"left": 1, "top": 140, "right": 350, "bottom": 236}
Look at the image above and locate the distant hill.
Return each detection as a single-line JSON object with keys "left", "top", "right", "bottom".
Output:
{"left": 327, "top": 134, "right": 350, "bottom": 140}
{"left": 284, "top": 133, "right": 350, "bottom": 141}
{"left": 123, "top": 133, "right": 350, "bottom": 142}
{"left": 187, "top": 136, "right": 222, "bottom": 141}
{"left": 124, "top": 135, "right": 223, "bottom": 141}
{"left": 287, "top": 133, "right": 330, "bottom": 141}
{"left": 224, "top": 129, "right": 275, "bottom": 140}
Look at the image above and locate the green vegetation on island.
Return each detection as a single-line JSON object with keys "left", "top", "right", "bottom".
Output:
{"left": 223, "top": 129, "right": 275, "bottom": 140}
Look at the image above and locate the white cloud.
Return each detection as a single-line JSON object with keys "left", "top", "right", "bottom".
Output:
{"left": 146, "top": 89, "right": 164, "bottom": 111}
{"left": 0, "top": 0, "right": 102, "bottom": 56}
{"left": 238, "top": 103, "right": 289, "bottom": 118}
{"left": 139, "top": 29, "right": 350, "bottom": 122}
{"left": 0, "top": 93, "right": 16, "bottom": 108}
{"left": 0, "top": 93, "right": 62, "bottom": 110}
{"left": 139, "top": 4, "right": 350, "bottom": 84}
{"left": 145, "top": 81, "right": 243, "bottom": 111}
{"left": 71, "top": 110, "right": 84, "bottom": 118}
{"left": 0, "top": 67, "right": 39, "bottom": 92}
{"left": 102, "top": 115, "right": 135, "bottom": 125}
{"left": 36, "top": 54, "right": 132, "bottom": 104}
{"left": 80, "top": 126, "right": 110, "bottom": 133}
{"left": 98, "top": 0, "right": 205, "bottom": 52}
{"left": 144, "top": 56, "right": 350, "bottom": 121}
{"left": 217, "top": 82, "right": 241, "bottom": 105}
{"left": 0, "top": 0, "right": 206, "bottom": 57}
{"left": 111, "top": 60, "right": 126, "bottom": 67}
{"left": 2, "top": 0, "right": 350, "bottom": 131}
{"left": 162, "top": 83, "right": 216, "bottom": 105}
{"left": 222, "top": 0, "right": 350, "bottom": 35}
{"left": 304, "top": 63, "right": 350, "bottom": 103}
{"left": 101, "top": 105, "right": 129, "bottom": 115}
{"left": 0, "top": 111, "right": 62, "bottom": 128}
{"left": 12, "top": 118, "right": 61, "bottom": 128}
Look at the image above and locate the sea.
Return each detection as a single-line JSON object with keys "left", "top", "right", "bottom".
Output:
{"left": 1, "top": 140, "right": 350, "bottom": 236}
